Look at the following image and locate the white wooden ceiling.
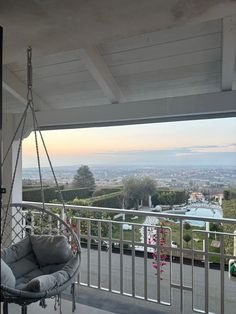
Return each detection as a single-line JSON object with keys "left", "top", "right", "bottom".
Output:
{"left": 1, "top": 1, "right": 236, "bottom": 128}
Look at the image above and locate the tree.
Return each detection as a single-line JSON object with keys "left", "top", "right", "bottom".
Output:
{"left": 73, "top": 165, "right": 95, "bottom": 191}
{"left": 142, "top": 177, "right": 157, "bottom": 202}
{"left": 123, "top": 177, "right": 143, "bottom": 209}
{"left": 184, "top": 222, "right": 191, "bottom": 231}
{"left": 183, "top": 233, "right": 192, "bottom": 247}
{"left": 223, "top": 190, "right": 231, "bottom": 200}
{"left": 123, "top": 176, "right": 156, "bottom": 210}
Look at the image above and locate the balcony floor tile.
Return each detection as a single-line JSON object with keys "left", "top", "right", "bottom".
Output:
{"left": 1, "top": 298, "right": 116, "bottom": 314}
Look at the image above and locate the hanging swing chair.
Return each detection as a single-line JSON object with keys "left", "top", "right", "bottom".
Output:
{"left": 1, "top": 47, "right": 81, "bottom": 314}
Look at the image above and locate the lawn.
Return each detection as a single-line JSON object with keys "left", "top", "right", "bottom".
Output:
{"left": 222, "top": 199, "right": 236, "bottom": 256}
{"left": 112, "top": 214, "right": 146, "bottom": 242}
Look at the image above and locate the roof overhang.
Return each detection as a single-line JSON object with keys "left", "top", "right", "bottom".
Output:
{"left": 1, "top": 1, "right": 236, "bottom": 129}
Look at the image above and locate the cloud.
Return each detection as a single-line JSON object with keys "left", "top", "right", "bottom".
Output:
{"left": 83, "top": 145, "right": 236, "bottom": 166}
{"left": 23, "top": 143, "right": 236, "bottom": 168}
{"left": 192, "top": 144, "right": 236, "bottom": 153}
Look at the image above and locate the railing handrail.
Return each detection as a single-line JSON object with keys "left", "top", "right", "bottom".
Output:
{"left": 21, "top": 201, "right": 236, "bottom": 224}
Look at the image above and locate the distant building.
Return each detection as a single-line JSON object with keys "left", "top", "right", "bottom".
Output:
{"left": 213, "top": 193, "right": 224, "bottom": 206}
{"left": 189, "top": 192, "right": 205, "bottom": 203}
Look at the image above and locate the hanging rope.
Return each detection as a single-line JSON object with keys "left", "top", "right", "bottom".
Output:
{"left": 26, "top": 47, "right": 45, "bottom": 209}
{"left": 1, "top": 46, "right": 67, "bottom": 239}
{"left": 32, "top": 113, "right": 66, "bottom": 218}
{"left": 27, "top": 47, "right": 66, "bottom": 217}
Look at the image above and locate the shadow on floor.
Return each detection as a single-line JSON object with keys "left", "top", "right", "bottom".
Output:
{"left": 63, "top": 286, "right": 168, "bottom": 314}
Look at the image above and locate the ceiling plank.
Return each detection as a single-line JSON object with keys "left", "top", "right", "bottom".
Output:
{"left": 111, "top": 48, "right": 221, "bottom": 77}
{"left": 3, "top": 66, "right": 51, "bottom": 110}
{"left": 222, "top": 15, "right": 236, "bottom": 91}
{"left": 100, "top": 19, "right": 221, "bottom": 55}
{"left": 81, "top": 46, "right": 125, "bottom": 104}
{"left": 103, "top": 33, "right": 221, "bottom": 67}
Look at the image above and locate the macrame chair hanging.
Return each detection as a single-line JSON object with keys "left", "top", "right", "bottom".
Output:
{"left": 1, "top": 47, "right": 81, "bottom": 314}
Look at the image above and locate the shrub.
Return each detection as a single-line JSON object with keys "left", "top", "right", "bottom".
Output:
{"left": 92, "top": 187, "right": 122, "bottom": 197}
{"left": 184, "top": 222, "right": 191, "bottom": 230}
{"left": 23, "top": 186, "right": 64, "bottom": 202}
{"left": 183, "top": 233, "right": 192, "bottom": 247}
{"left": 72, "top": 191, "right": 123, "bottom": 209}
{"left": 62, "top": 188, "right": 93, "bottom": 201}
{"left": 23, "top": 186, "right": 93, "bottom": 202}
{"left": 152, "top": 190, "right": 189, "bottom": 206}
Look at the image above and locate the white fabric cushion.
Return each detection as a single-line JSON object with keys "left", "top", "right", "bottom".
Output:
{"left": 24, "top": 271, "right": 69, "bottom": 292}
{"left": 1, "top": 237, "right": 32, "bottom": 263}
{"left": 1, "top": 259, "right": 16, "bottom": 288}
{"left": 30, "top": 235, "right": 73, "bottom": 267}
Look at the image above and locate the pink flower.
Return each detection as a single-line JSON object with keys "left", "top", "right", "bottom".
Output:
{"left": 152, "top": 253, "right": 157, "bottom": 259}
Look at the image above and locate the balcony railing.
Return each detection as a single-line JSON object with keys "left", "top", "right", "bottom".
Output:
{"left": 15, "top": 202, "right": 236, "bottom": 313}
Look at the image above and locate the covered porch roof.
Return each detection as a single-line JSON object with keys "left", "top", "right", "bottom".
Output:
{"left": 1, "top": 0, "right": 236, "bottom": 131}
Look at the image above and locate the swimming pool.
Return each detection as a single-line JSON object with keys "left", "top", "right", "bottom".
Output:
{"left": 184, "top": 206, "right": 223, "bottom": 226}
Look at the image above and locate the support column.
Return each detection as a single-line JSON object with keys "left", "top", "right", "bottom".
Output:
{"left": 2, "top": 113, "right": 22, "bottom": 204}
{"left": 2, "top": 113, "right": 23, "bottom": 245}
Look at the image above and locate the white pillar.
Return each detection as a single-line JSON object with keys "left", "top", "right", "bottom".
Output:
{"left": 2, "top": 114, "right": 22, "bottom": 204}
{"left": 148, "top": 195, "right": 152, "bottom": 208}
{"left": 234, "top": 230, "right": 236, "bottom": 256}
{"left": 2, "top": 114, "right": 23, "bottom": 245}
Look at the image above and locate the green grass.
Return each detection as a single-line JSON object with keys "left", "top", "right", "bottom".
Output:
{"left": 222, "top": 199, "right": 236, "bottom": 256}
{"left": 112, "top": 214, "right": 146, "bottom": 242}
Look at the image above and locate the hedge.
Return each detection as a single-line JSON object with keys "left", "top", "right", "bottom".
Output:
{"left": 152, "top": 189, "right": 189, "bottom": 206}
{"left": 61, "top": 188, "right": 93, "bottom": 201}
{"left": 72, "top": 191, "right": 123, "bottom": 209}
{"left": 92, "top": 186, "right": 122, "bottom": 197}
{"left": 223, "top": 189, "right": 236, "bottom": 200}
{"left": 23, "top": 186, "right": 92, "bottom": 202}
{"left": 23, "top": 185, "right": 49, "bottom": 190}
{"left": 23, "top": 186, "right": 62, "bottom": 202}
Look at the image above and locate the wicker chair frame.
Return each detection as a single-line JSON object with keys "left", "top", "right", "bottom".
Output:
{"left": 1, "top": 203, "right": 81, "bottom": 313}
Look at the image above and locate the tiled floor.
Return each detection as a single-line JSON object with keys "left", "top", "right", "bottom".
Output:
{"left": 1, "top": 298, "right": 115, "bottom": 314}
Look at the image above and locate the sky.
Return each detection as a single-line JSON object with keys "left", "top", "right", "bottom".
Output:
{"left": 22, "top": 117, "right": 236, "bottom": 168}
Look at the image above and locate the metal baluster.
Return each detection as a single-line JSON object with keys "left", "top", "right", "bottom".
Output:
{"left": 108, "top": 222, "right": 112, "bottom": 291}
{"left": 87, "top": 220, "right": 91, "bottom": 286}
{"left": 156, "top": 227, "right": 161, "bottom": 303}
{"left": 179, "top": 220, "right": 184, "bottom": 313}
{"left": 169, "top": 227, "right": 172, "bottom": 305}
{"left": 204, "top": 232, "right": 209, "bottom": 313}
{"left": 132, "top": 224, "right": 135, "bottom": 297}
{"left": 120, "top": 223, "right": 124, "bottom": 295}
{"left": 98, "top": 221, "right": 101, "bottom": 289}
{"left": 144, "top": 226, "right": 148, "bottom": 300}
{"left": 77, "top": 219, "right": 81, "bottom": 284}
{"left": 220, "top": 234, "right": 225, "bottom": 314}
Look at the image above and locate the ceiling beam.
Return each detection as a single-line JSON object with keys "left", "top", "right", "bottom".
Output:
{"left": 31, "top": 90, "right": 236, "bottom": 131}
{"left": 221, "top": 15, "right": 236, "bottom": 91}
{"left": 81, "top": 46, "right": 125, "bottom": 104}
{"left": 3, "top": 66, "right": 51, "bottom": 111}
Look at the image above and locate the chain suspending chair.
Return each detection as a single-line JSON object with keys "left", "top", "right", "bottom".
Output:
{"left": 1, "top": 48, "right": 81, "bottom": 314}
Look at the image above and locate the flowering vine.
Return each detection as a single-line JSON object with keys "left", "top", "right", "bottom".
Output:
{"left": 149, "top": 222, "right": 170, "bottom": 278}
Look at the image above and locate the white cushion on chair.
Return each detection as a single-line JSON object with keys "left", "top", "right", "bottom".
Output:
{"left": 30, "top": 235, "right": 73, "bottom": 267}
{"left": 1, "top": 259, "right": 16, "bottom": 288}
